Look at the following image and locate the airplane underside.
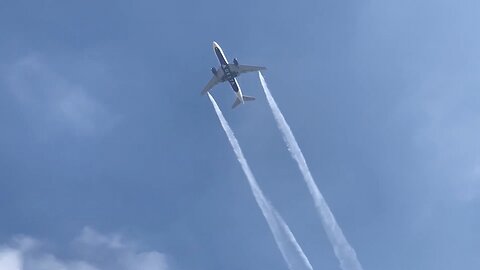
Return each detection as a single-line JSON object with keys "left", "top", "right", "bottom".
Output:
{"left": 201, "top": 41, "right": 266, "bottom": 109}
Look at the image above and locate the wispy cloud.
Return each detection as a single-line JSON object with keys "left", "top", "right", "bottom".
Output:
{"left": 0, "top": 227, "right": 168, "bottom": 270}
{"left": 5, "top": 54, "right": 118, "bottom": 138}
{"left": 0, "top": 248, "right": 22, "bottom": 270}
{"left": 401, "top": 68, "right": 480, "bottom": 202}
{"left": 357, "top": 0, "right": 480, "bottom": 203}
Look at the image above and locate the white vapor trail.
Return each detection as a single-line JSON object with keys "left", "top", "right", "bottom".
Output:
{"left": 259, "top": 72, "right": 363, "bottom": 270}
{"left": 208, "top": 93, "right": 313, "bottom": 270}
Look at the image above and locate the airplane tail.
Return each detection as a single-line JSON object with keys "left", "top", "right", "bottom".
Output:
{"left": 232, "top": 95, "right": 255, "bottom": 109}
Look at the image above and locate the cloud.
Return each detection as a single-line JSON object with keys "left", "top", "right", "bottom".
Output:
{"left": 0, "top": 228, "right": 168, "bottom": 270}
{"left": 359, "top": 0, "right": 480, "bottom": 202}
{"left": 75, "top": 227, "right": 126, "bottom": 249}
{"left": 0, "top": 249, "right": 22, "bottom": 270}
{"left": 5, "top": 54, "right": 118, "bottom": 138}
{"left": 401, "top": 67, "right": 480, "bottom": 202}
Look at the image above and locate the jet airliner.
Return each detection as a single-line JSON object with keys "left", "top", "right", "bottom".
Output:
{"left": 201, "top": 41, "right": 266, "bottom": 108}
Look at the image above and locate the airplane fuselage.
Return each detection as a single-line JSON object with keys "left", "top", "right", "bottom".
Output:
{"left": 213, "top": 42, "right": 244, "bottom": 103}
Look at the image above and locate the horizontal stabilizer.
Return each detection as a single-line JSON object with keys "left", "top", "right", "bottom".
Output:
{"left": 232, "top": 98, "right": 242, "bottom": 109}
{"left": 232, "top": 95, "right": 255, "bottom": 109}
{"left": 243, "top": 95, "right": 255, "bottom": 101}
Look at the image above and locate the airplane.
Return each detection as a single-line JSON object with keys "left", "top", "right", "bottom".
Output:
{"left": 201, "top": 41, "right": 266, "bottom": 109}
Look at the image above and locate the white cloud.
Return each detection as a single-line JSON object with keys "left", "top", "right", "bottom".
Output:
{"left": 5, "top": 54, "right": 117, "bottom": 138}
{"left": 0, "top": 228, "right": 168, "bottom": 270}
{"left": 0, "top": 249, "right": 22, "bottom": 270}
{"left": 75, "top": 227, "right": 126, "bottom": 249}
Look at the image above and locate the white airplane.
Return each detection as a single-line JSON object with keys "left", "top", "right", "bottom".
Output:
{"left": 201, "top": 41, "right": 266, "bottom": 109}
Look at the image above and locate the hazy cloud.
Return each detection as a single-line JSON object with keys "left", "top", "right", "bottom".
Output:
{"left": 5, "top": 54, "right": 117, "bottom": 138}
{"left": 0, "top": 228, "right": 168, "bottom": 270}
{"left": 0, "top": 249, "right": 22, "bottom": 270}
{"left": 398, "top": 64, "right": 480, "bottom": 202}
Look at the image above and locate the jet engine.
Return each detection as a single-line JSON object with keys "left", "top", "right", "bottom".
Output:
{"left": 211, "top": 67, "right": 217, "bottom": 75}
{"left": 233, "top": 58, "right": 239, "bottom": 66}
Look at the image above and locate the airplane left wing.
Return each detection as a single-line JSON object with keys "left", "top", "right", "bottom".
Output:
{"left": 231, "top": 64, "right": 266, "bottom": 75}
{"left": 201, "top": 75, "right": 221, "bottom": 95}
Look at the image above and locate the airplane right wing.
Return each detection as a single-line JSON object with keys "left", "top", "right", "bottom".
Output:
{"left": 233, "top": 64, "right": 267, "bottom": 75}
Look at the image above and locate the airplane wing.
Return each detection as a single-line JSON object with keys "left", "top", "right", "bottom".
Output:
{"left": 231, "top": 64, "right": 266, "bottom": 75}
{"left": 201, "top": 76, "right": 220, "bottom": 95}
{"left": 201, "top": 68, "right": 225, "bottom": 95}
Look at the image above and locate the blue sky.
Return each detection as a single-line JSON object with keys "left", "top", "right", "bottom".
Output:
{"left": 0, "top": 0, "right": 479, "bottom": 269}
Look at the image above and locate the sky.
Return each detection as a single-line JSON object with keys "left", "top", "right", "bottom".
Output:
{"left": 0, "top": 0, "right": 479, "bottom": 269}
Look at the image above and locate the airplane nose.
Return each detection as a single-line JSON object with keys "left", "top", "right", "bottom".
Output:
{"left": 212, "top": 41, "right": 219, "bottom": 49}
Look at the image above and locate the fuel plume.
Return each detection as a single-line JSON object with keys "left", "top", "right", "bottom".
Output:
{"left": 208, "top": 93, "right": 313, "bottom": 270}
{"left": 259, "top": 72, "right": 363, "bottom": 270}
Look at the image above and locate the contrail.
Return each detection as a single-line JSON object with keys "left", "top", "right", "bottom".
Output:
{"left": 259, "top": 72, "right": 363, "bottom": 270}
{"left": 208, "top": 93, "right": 313, "bottom": 270}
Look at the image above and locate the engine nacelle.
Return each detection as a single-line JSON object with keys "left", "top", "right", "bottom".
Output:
{"left": 233, "top": 58, "right": 239, "bottom": 66}
{"left": 211, "top": 67, "right": 217, "bottom": 75}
